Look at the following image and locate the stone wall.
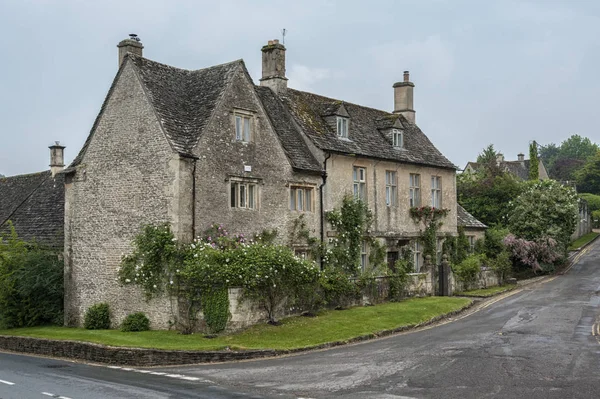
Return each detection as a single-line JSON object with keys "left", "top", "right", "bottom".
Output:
{"left": 191, "top": 67, "right": 321, "bottom": 245}
{"left": 450, "top": 268, "right": 499, "bottom": 294}
{"left": 64, "top": 62, "right": 178, "bottom": 329}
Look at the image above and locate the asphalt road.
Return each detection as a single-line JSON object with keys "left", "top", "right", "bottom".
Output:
{"left": 1, "top": 239, "right": 599, "bottom": 398}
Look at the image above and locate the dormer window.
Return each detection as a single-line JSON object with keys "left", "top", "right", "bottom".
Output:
{"left": 392, "top": 129, "right": 403, "bottom": 148}
{"left": 337, "top": 117, "right": 349, "bottom": 138}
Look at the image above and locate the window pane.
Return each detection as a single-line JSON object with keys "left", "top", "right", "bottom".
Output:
{"left": 415, "top": 188, "right": 420, "bottom": 206}
{"left": 248, "top": 185, "right": 255, "bottom": 209}
{"left": 353, "top": 167, "right": 357, "bottom": 181}
{"left": 231, "top": 183, "right": 237, "bottom": 207}
{"left": 240, "top": 184, "right": 246, "bottom": 208}
{"left": 243, "top": 117, "right": 250, "bottom": 141}
{"left": 235, "top": 116, "right": 242, "bottom": 140}
{"left": 290, "top": 188, "right": 296, "bottom": 210}
{"left": 297, "top": 189, "right": 304, "bottom": 211}
{"left": 386, "top": 186, "right": 391, "bottom": 205}
{"left": 305, "top": 190, "right": 311, "bottom": 211}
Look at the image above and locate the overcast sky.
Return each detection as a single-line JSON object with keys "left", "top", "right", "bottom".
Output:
{"left": 1, "top": 0, "right": 599, "bottom": 176}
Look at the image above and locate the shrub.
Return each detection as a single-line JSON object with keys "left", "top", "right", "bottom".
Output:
{"left": 120, "top": 312, "right": 150, "bottom": 332}
{"left": 503, "top": 234, "right": 561, "bottom": 272}
{"left": 487, "top": 250, "right": 512, "bottom": 284}
{"left": 84, "top": 303, "right": 110, "bottom": 330}
{"left": 0, "top": 225, "right": 64, "bottom": 329}
{"left": 201, "top": 287, "right": 230, "bottom": 334}
{"left": 453, "top": 255, "right": 482, "bottom": 290}
{"left": 483, "top": 227, "right": 510, "bottom": 259}
{"left": 319, "top": 268, "right": 359, "bottom": 309}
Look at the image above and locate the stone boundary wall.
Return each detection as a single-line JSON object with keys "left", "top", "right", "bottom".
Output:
{"left": 0, "top": 300, "right": 475, "bottom": 366}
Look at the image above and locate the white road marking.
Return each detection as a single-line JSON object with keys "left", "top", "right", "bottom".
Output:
{"left": 99, "top": 364, "right": 211, "bottom": 383}
{"left": 0, "top": 379, "right": 15, "bottom": 385}
{"left": 42, "top": 393, "right": 72, "bottom": 399}
{"left": 107, "top": 366, "right": 121, "bottom": 369}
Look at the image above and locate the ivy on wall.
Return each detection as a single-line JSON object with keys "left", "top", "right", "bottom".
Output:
{"left": 409, "top": 206, "right": 450, "bottom": 262}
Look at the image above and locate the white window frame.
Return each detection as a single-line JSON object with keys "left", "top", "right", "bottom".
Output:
{"left": 392, "top": 129, "right": 403, "bottom": 148}
{"left": 413, "top": 241, "right": 421, "bottom": 272}
{"left": 360, "top": 240, "right": 368, "bottom": 272}
{"left": 235, "top": 114, "right": 252, "bottom": 142}
{"left": 230, "top": 181, "right": 258, "bottom": 209}
{"left": 337, "top": 117, "right": 349, "bottom": 138}
{"left": 290, "top": 186, "right": 314, "bottom": 212}
{"left": 431, "top": 176, "right": 442, "bottom": 208}
{"left": 385, "top": 170, "right": 397, "bottom": 206}
{"left": 409, "top": 173, "right": 421, "bottom": 207}
{"left": 353, "top": 166, "right": 367, "bottom": 202}
{"left": 467, "top": 236, "right": 475, "bottom": 253}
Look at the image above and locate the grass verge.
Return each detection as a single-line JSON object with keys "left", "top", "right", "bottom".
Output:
{"left": 0, "top": 297, "right": 471, "bottom": 351}
{"left": 458, "top": 285, "right": 515, "bottom": 298}
{"left": 568, "top": 231, "right": 600, "bottom": 251}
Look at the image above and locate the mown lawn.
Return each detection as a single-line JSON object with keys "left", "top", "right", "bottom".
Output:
{"left": 458, "top": 285, "right": 515, "bottom": 298}
{"left": 0, "top": 297, "right": 471, "bottom": 351}
{"left": 568, "top": 232, "right": 600, "bottom": 251}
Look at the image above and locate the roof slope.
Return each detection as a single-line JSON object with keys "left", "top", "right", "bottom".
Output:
{"left": 280, "top": 89, "right": 456, "bottom": 169}
{"left": 457, "top": 204, "right": 487, "bottom": 229}
{"left": 0, "top": 171, "right": 64, "bottom": 248}
{"left": 255, "top": 87, "right": 322, "bottom": 173}
{"left": 70, "top": 54, "right": 241, "bottom": 168}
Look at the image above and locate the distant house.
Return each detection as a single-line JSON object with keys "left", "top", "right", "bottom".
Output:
{"left": 0, "top": 143, "right": 65, "bottom": 249}
{"left": 464, "top": 153, "right": 549, "bottom": 180}
{"left": 457, "top": 204, "right": 487, "bottom": 251}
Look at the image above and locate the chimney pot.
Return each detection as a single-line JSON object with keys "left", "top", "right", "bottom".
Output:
{"left": 517, "top": 153, "right": 525, "bottom": 162}
{"left": 393, "top": 71, "right": 416, "bottom": 123}
{"left": 117, "top": 35, "right": 144, "bottom": 67}
{"left": 49, "top": 142, "right": 66, "bottom": 177}
{"left": 260, "top": 40, "right": 288, "bottom": 94}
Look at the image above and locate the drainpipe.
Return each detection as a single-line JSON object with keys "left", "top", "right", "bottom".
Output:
{"left": 319, "top": 152, "right": 331, "bottom": 270}
{"left": 180, "top": 153, "right": 199, "bottom": 240}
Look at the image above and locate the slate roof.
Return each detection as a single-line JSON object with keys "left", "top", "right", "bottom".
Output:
{"left": 255, "top": 87, "right": 322, "bottom": 173}
{"left": 277, "top": 89, "right": 457, "bottom": 169}
{"left": 464, "top": 159, "right": 531, "bottom": 180}
{"left": 457, "top": 204, "right": 487, "bottom": 229}
{"left": 70, "top": 54, "right": 242, "bottom": 168}
{"left": 0, "top": 171, "right": 64, "bottom": 248}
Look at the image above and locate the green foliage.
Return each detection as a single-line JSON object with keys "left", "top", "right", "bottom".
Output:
{"left": 118, "top": 223, "right": 181, "bottom": 300}
{"left": 475, "top": 144, "right": 502, "bottom": 178}
{"left": 580, "top": 193, "right": 600, "bottom": 211}
{"left": 540, "top": 135, "right": 599, "bottom": 180}
{"left": 84, "top": 303, "right": 110, "bottom": 330}
{"left": 410, "top": 206, "right": 450, "bottom": 262}
{"left": 201, "top": 287, "right": 230, "bottom": 334}
{"left": 476, "top": 144, "right": 498, "bottom": 164}
{"left": 120, "top": 312, "right": 150, "bottom": 332}
{"left": 0, "top": 225, "right": 63, "bottom": 329}
{"left": 487, "top": 250, "right": 512, "bottom": 284}
{"left": 457, "top": 173, "right": 524, "bottom": 227}
{"left": 289, "top": 214, "right": 322, "bottom": 260}
{"left": 507, "top": 179, "right": 578, "bottom": 250}
{"left": 388, "top": 251, "right": 415, "bottom": 301}
{"left": 529, "top": 141, "right": 539, "bottom": 180}
{"left": 452, "top": 255, "right": 482, "bottom": 290}
{"left": 324, "top": 195, "right": 373, "bottom": 275}
{"left": 483, "top": 226, "right": 510, "bottom": 259}
{"left": 575, "top": 150, "right": 600, "bottom": 195}
{"left": 319, "top": 268, "right": 360, "bottom": 309}
{"left": 442, "top": 227, "right": 470, "bottom": 265}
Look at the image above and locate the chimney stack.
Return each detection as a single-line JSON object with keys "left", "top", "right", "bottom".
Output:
{"left": 260, "top": 39, "right": 288, "bottom": 95}
{"left": 117, "top": 34, "right": 143, "bottom": 67}
{"left": 496, "top": 153, "right": 505, "bottom": 165}
{"left": 49, "top": 141, "right": 65, "bottom": 177}
{"left": 517, "top": 153, "right": 525, "bottom": 162}
{"left": 393, "top": 71, "right": 415, "bottom": 123}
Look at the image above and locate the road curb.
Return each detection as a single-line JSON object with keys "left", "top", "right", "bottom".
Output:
{"left": 0, "top": 300, "right": 476, "bottom": 367}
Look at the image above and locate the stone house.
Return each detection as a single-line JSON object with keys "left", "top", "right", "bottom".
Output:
{"left": 457, "top": 204, "right": 487, "bottom": 251}
{"left": 464, "top": 153, "right": 549, "bottom": 180}
{"left": 0, "top": 143, "right": 66, "bottom": 249}
{"left": 63, "top": 37, "right": 458, "bottom": 328}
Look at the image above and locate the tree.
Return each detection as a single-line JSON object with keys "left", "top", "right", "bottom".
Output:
{"left": 539, "top": 143, "right": 560, "bottom": 171}
{"left": 457, "top": 172, "right": 524, "bottom": 227}
{"left": 549, "top": 158, "right": 585, "bottom": 182}
{"left": 559, "top": 135, "right": 599, "bottom": 161}
{"left": 575, "top": 150, "right": 600, "bottom": 194}
{"left": 475, "top": 144, "right": 502, "bottom": 177}
{"left": 507, "top": 179, "right": 578, "bottom": 250}
{"left": 529, "top": 141, "right": 539, "bottom": 180}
